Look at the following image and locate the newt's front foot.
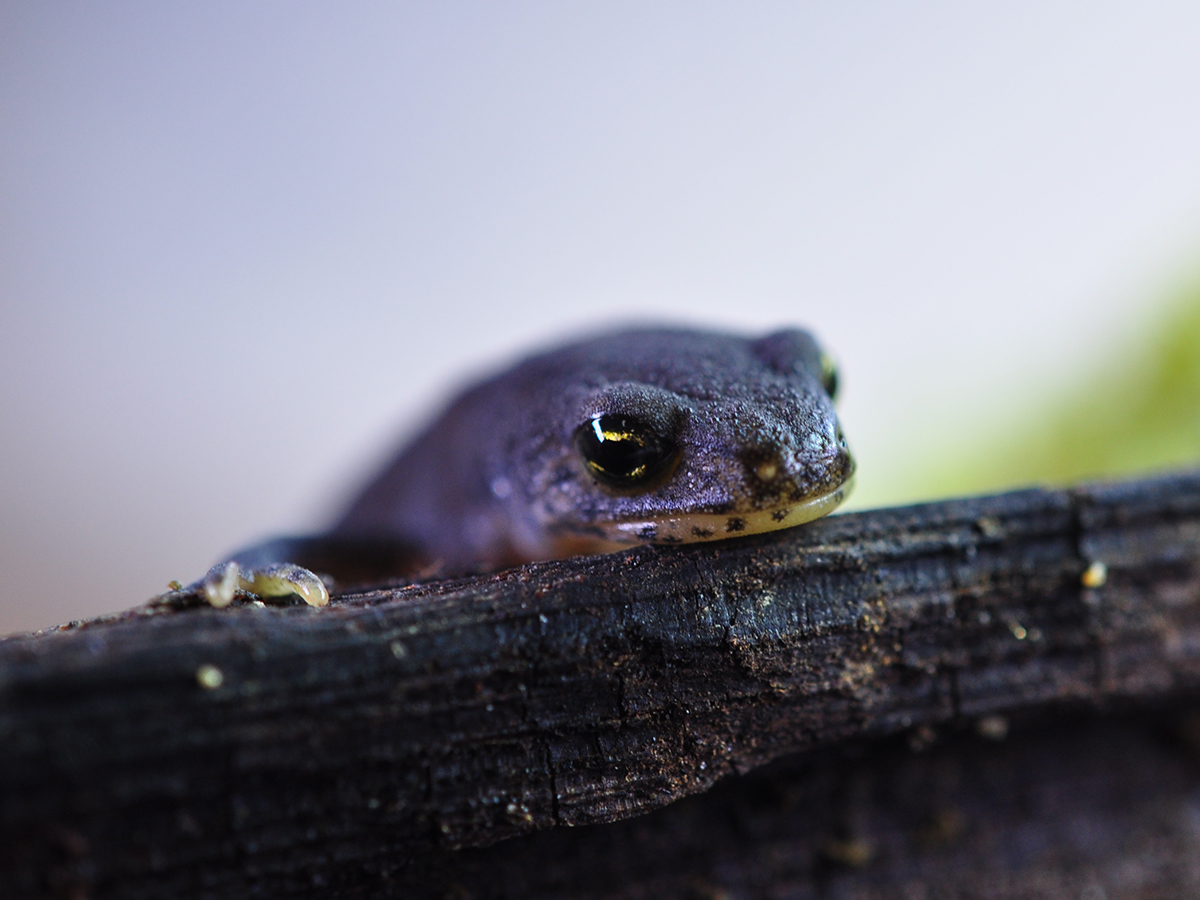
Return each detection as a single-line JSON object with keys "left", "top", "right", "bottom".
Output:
{"left": 198, "top": 561, "right": 329, "bottom": 608}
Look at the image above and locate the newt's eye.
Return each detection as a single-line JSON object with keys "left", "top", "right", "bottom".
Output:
{"left": 575, "top": 415, "right": 678, "bottom": 489}
{"left": 819, "top": 353, "right": 838, "bottom": 400}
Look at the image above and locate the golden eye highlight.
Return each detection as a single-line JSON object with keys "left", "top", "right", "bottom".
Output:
{"left": 575, "top": 415, "right": 679, "bottom": 489}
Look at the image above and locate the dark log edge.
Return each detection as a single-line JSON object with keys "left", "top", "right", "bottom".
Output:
{"left": 2, "top": 468, "right": 1200, "bottom": 898}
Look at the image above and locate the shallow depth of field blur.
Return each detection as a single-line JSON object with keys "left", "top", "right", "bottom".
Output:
{"left": 904, "top": 291, "right": 1200, "bottom": 501}
{"left": 2, "top": 4, "right": 1200, "bottom": 635}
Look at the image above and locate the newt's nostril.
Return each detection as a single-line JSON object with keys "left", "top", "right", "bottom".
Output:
{"left": 754, "top": 459, "right": 778, "bottom": 481}
{"left": 740, "top": 448, "right": 789, "bottom": 486}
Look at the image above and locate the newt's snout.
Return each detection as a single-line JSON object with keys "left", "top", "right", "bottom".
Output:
{"left": 738, "top": 427, "right": 853, "bottom": 509}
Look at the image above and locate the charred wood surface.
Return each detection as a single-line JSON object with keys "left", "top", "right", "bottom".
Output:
{"left": 2, "top": 470, "right": 1200, "bottom": 898}
{"left": 392, "top": 706, "right": 1200, "bottom": 900}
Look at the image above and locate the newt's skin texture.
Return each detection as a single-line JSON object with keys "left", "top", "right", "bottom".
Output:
{"left": 201, "top": 327, "right": 854, "bottom": 607}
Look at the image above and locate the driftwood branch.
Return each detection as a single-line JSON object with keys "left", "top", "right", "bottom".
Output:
{"left": 2, "top": 470, "right": 1200, "bottom": 898}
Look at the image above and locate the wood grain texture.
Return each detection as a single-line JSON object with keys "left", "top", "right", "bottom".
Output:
{"left": 392, "top": 707, "right": 1200, "bottom": 899}
{"left": 2, "top": 469, "right": 1199, "bottom": 898}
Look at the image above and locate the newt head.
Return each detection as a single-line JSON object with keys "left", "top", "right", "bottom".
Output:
{"left": 520, "top": 328, "right": 854, "bottom": 554}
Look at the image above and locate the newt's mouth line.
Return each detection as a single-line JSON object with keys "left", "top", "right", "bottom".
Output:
{"left": 565, "top": 471, "right": 856, "bottom": 547}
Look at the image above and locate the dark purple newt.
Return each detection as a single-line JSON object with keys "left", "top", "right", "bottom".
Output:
{"left": 197, "top": 327, "right": 854, "bottom": 607}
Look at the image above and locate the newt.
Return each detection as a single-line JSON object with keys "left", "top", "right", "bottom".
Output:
{"left": 196, "top": 327, "right": 854, "bottom": 607}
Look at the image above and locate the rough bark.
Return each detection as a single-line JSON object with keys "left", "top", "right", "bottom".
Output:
{"left": 388, "top": 707, "right": 1200, "bottom": 900}
{"left": 2, "top": 470, "right": 1199, "bottom": 898}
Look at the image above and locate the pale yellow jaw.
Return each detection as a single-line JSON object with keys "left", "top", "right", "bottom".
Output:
{"left": 570, "top": 474, "right": 855, "bottom": 549}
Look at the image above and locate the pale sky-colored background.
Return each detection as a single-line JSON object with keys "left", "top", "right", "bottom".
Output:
{"left": 3, "top": 3, "right": 1200, "bottom": 634}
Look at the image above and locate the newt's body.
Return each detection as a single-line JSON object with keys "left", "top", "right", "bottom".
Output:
{"left": 202, "top": 327, "right": 854, "bottom": 606}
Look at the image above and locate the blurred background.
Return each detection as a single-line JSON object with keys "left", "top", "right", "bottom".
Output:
{"left": 3, "top": 3, "right": 1199, "bottom": 635}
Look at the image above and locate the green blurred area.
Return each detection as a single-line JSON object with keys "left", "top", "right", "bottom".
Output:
{"left": 909, "top": 288, "right": 1200, "bottom": 502}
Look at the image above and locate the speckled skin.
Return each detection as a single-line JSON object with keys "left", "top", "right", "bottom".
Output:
{"left": 333, "top": 327, "right": 853, "bottom": 569}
